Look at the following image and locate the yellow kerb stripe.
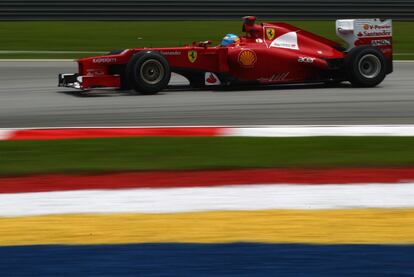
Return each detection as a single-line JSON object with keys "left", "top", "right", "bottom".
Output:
{"left": 1, "top": 209, "right": 414, "bottom": 246}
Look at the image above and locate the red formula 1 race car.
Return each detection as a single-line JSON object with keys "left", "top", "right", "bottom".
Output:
{"left": 59, "top": 16, "right": 393, "bottom": 94}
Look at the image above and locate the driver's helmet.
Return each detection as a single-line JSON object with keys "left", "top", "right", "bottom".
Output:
{"left": 221, "top": 34, "right": 240, "bottom": 46}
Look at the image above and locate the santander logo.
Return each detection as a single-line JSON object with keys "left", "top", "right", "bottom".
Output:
{"left": 204, "top": 72, "right": 221, "bottom": 86}
{"left": 358, "top": 21, "right": 392, "bottom": 37}
{"left": 206, "top": 73, "right": 218, "bottom": 84}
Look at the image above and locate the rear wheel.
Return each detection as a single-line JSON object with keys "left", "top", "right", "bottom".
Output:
{"left": 345, "top": 46, "right": 386, "bottom": 87}
{"left": 126, "top": 52, "right": 171, "bottom": 95}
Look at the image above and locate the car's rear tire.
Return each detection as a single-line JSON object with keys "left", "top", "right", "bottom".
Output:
{"left": 345, "top": 46, "right": 386, "bottom": 87}
{"left": 126, "top": 51, "right": 171, "bottom": 95}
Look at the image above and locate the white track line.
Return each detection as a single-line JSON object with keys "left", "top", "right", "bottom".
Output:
{"left": 3, "top": 125, "right": 414, "bottom": 139}
{"left": 224, "top": 125, "right": 414, "bottom": 137}
{"left": 1, "top": 183, "right": 414, "bottom": 217}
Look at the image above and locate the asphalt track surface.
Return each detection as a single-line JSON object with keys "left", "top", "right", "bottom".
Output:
{"left": 0, "top": 61, "right": 413, "bottom": 128}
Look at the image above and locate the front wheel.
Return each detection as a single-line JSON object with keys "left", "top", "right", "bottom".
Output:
{"left": 126, "top": 52, "right": 171, "bottom": 95}
{"left": 345, "top": 46, "right": 387, "bottom": 87}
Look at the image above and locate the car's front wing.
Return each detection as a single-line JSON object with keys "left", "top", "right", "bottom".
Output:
{"left": 58, "top": 73, "right": 121, "bottom": 90}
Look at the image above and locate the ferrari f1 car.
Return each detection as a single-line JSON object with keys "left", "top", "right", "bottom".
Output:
{"left": 59, "top": 16, "right": 393, "bottom": 94}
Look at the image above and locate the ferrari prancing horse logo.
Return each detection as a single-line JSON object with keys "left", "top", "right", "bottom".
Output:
{"left": 266, "top": 28, "right": 276, "bottom": 40}
{"left": 188, "top": 50, "right": 198, "bottom": 63}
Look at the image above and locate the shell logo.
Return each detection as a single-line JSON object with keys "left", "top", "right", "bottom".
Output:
{"left": 363, "top": 24, "right": 370, "bottom": 30}
{"left": 238, "top": 49, "right": 257, "bottom": 67}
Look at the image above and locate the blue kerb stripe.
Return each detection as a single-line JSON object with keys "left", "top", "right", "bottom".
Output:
{"left": 1, "top": 243, "right": 414, "bottom": 277}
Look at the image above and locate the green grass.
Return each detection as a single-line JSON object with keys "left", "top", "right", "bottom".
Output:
{"left": 1, "top": 137, "right": 414, "bottom": 176}
{"left": 0, "top": 21, "right": 412, "bottom": 59}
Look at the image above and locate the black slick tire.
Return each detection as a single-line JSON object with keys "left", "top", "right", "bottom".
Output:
{"left": 126, "top": 51, "right": 171, "bottom": 95}
{"left": 345, "top": 46, "right": 387, "bottom": 87}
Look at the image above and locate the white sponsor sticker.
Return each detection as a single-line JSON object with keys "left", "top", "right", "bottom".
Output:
{"left": 92, "top": 57, "right": 117, "bottom": 63}
{"left": 298, "top": 57, "right": 315, "bottom": 63}
{"left": 336, "top": 19, "right": 392, "bottom": 50}
{"left": 258, "top": 72, "right": 290, "bottom": 83}
{"left": 356, "top": 21, "right": 392, "bottom": 37}
{"left": 371, "top": 39, "right": 392, "bottom": 46}
{"left": 270, "top": 32, "right": 299, "bottom": 50}
{"left": 160, "top": 51, "right": 182, "bottom": 56}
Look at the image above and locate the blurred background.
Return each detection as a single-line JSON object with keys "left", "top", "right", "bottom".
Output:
{"left": 1, "top": 1, "right": 414, "bottom": 277}
{"left": 0, "top": 0, "right": 413, "bottom": 59}
{"left": 3, "top": 0, "right": 414, "bottom": 19}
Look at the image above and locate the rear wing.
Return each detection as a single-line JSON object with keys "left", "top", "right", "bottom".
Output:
{"left": 336, "top": 19, "right": 392, "bottom": 59}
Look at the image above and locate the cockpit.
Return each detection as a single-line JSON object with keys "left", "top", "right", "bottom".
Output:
{"left": 218, "top": 16, "right": 264, "bottom": 47}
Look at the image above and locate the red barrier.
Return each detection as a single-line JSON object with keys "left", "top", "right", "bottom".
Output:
{"left": 7, "top": 127, "right": 225, "bottom": 140}
{"left": 1, "top": 167, "right": 414, "bottom": 194}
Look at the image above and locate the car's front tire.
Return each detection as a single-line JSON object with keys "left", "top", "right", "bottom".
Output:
{"left": 126, "top": 51, "right": 171, "bottom": 95}
{"left": 345, "top": 46, "right": 387, "bottom": 87}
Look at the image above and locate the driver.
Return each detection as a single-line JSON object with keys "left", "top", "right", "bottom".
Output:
{"left": 221, "top": 34, "right": 240, "bottom": 46}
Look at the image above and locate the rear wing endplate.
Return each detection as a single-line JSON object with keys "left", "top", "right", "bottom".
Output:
{"left": 336, "top": 19, "right": 392, "bottom": 58}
